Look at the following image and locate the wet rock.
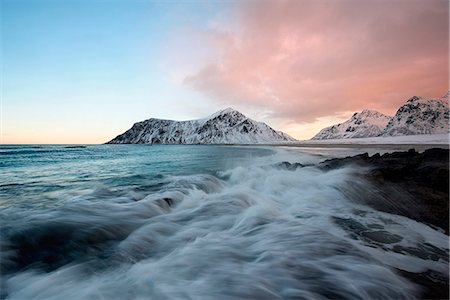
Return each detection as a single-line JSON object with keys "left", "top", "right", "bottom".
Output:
{"left": 154, "top": 197, "right": 175, "bottom": 209}
{"left": 361, "top": 230, "right": 402, "bottom": 244}
{"left": 397, "top": 269, "right": 449, "bottom": 300}
{"left": 333, "top": 217, "right": 367, "bottom": 234}
{"left": 274, "top": 161, "right": 305, "bottom": 170}
{"left": 333, "top": 217, "right": 402, "bottom": 245}
{"left": 321, "top": 148, "right": 449, "bottom": 234}
{"left": 392, "top": 244, "right": 449, "bottom": 262}
{"left": 163, "top": 197, "right": 173, "bottom": 207}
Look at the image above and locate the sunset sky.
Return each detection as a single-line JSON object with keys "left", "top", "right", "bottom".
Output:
{"left": 2, "top": 0, "right": 449, "bottom": 144}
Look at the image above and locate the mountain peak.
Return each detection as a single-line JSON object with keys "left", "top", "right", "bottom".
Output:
{"left": 361, "top": 109, "right": 377, "bottom": 113}
{"left": 206, "top": 107, "right": 245, "bottom": 121}
{"left": 406, "top": 93, "right": 449, "bottom": 105}
{"left": 218, "top": 107, "right": 237, "bottom": 114}
{"left": 314, "top": 92, "right": 450, "bottom": 140}
{"left": 107, "top": 108, "right": 296, "bottom": 144}
{"left": 358, "top": 109, "right": 384, "bottom": 116}
{"left": 312, "top": 109, "right": 391, "bottom": 140}
{"left": 383, "top": 93, "right": 450, "bottom": 136}
{"left": 407, "top": 95, "right": 422, "bottom": 103}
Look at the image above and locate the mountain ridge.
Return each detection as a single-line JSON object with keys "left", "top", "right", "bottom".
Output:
{"left": 107, "top": 108, "right": 296, "bottom": 144}
{"left": 312, "top": 92, "right": 449, "bottom": 140}
{"left": 312, "top": 109, "right": 392, "bottom": 140}
{"left": 382, "top": 92, "right": 449, "bottom": 136}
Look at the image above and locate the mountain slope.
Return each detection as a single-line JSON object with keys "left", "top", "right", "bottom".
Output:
{"left": 311, "top": 110, "right": 392, "bottom": 140}
{"left": 106, "top": 108, "right": 296, "bottom": 144}
{"left": 382, "top": 92, "right": 449, "bottom": 136}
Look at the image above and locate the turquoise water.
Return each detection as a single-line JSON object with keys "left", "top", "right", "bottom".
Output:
{"left": 0, "top": 145, "right": 448, "bottom": 299}
{"left": 0, "top": 145, "right": 273, "bottom": 208}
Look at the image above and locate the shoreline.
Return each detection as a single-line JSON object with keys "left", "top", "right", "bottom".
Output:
{"left": 316, "top": 148, "right": 449, "bottom": 299}
{"left": 268, "top": 143, "right": 449, "bottom": 150}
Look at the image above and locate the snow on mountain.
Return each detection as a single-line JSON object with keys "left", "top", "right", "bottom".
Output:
{"left": 311, "top": 110, "right": 392, "bottom": 140}
{"left": 312, "top": 92, "right": 449, "bottom": 140}
{"left": 106, "top": 108, "right": 296, "bottom": 144}
{"left": 382, "top": 92, "right": 449, "bottom": 136}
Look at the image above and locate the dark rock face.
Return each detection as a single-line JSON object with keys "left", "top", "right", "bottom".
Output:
{"left": 318, "top": 148, "right": 449, "bottom": 299}
{"left": 319, "top": 148, "right": 449, "bottom": 234}
{"left": 274, "top": 161, "right": 306, "bottom": 170}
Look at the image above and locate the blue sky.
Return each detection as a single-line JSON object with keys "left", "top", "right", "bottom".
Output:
{"left": 2, "top": 0, "right": 227, "bottom": 143}
{"left": 2, "top": 0, "right": 448, "bottom": 143}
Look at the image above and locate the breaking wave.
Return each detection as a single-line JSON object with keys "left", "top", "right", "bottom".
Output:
{"left": 0, "top": 146, "right": 448, "bottom": 299}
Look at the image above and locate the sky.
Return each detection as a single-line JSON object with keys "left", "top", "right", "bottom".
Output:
{"left": 2, "top": 0, "right": 449, "bottom": 143}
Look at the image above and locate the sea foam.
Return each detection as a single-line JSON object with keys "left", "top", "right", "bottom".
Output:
{"left": 1, "top": 146, "right": 448, "bottom": 299}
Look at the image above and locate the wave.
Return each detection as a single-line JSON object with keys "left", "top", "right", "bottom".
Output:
{"left": 0, "top": 150, "right": 448, "bottom": 299}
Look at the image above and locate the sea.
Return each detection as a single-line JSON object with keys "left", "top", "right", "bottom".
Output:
{"left": 0, "top": 144, "right": 448, "bottom": 299}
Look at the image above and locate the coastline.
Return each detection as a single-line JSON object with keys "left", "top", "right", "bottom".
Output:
{"left": 266, "top": 143, "right": 449, "bottom": 150}
{"left": 318, "top": 148, "right": 450, "bottom": 299}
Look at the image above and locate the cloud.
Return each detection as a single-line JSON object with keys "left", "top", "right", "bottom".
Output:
{"left": 183, "top": 0, "right": 449, "bottom": 123}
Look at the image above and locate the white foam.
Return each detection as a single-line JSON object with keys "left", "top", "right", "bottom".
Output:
{"left": 3, "top": 149, "right": 448, "bottom": 299}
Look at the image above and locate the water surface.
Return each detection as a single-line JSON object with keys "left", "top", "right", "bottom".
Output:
{"left": 1, "top": 144, "right": 448, "bottom": 299}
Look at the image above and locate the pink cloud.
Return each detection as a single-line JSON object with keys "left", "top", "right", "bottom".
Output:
{"left": 184, "top": 0, "right": 449, "bottom": 123}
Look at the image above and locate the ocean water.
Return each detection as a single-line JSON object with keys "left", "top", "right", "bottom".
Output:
{"left": 0, "top": 144, "right": 448, "bottom": 299}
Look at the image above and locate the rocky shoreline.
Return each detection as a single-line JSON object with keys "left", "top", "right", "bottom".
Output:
{"left": 277, "top": 148, "right": 449, "bottom": 299}
{"left": 319, "top": 148, "right": 449, "bottom": 235}
{"left": 278, "top": 147, "right": 449, "bottom": 234}
{"left": 320, "top": 148, "right": 449, "bottom": 299}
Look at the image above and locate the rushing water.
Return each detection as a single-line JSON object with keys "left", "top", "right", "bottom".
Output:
{"left": 0, "top": 144, "right": 448, "bottom": 299}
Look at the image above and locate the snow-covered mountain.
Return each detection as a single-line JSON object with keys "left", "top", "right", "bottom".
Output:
{"left": 382, "top": 92, "right": 449, "bottom": 136}
{"left": 311, "top": 110, "right": 392, "bottom": 140}
{"left": 106, "top": 108, "right": 296, "bottom": 144}
{"left": 312, "top": 92, "right": 449, "bottom": 140}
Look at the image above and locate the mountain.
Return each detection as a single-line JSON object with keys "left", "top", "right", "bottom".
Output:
{"left": 106, "top": 108, "right": 296, "bottom": 144}
{"left": 382, "top": 92, "right": 449, "bottom": 136}
{"left": 311, "top": 109, "right": 392, "bottom": 140}
{"left": 312, "top": 92, "right": 449, "bottom": 140}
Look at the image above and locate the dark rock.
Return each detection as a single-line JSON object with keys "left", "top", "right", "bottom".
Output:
{"left": 154, "top": 197, "right": 175, "bottom": 209}
{"left": 328, "top": 151, "right": 449, "bottom": 298}
{"left": 320, "top": 148, "right": 449, "bottom": 234}
{"left": 163, "top": 197, "right": 173, "bottom": 207}
{"left": 397, "top": 269, "right": 449, "bottom": 300}
{"left": 360, "top": 230, "right": 402, "bottom": 244}
{"left": 274, "top": 161, "right": 305, "bottom": 170}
